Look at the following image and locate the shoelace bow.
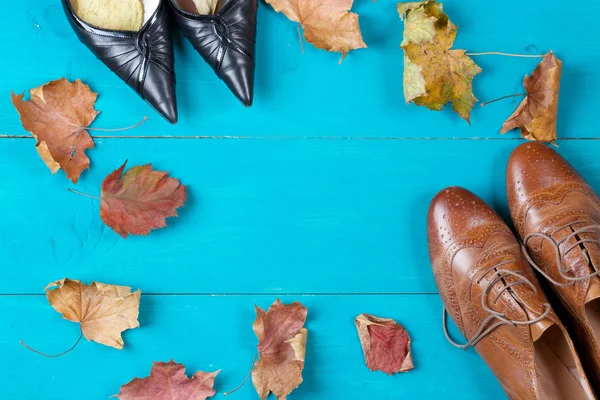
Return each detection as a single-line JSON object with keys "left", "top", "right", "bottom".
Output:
{"left": 522, "top": 220, "right": 600, "bottom": 287}
{"left": 443, "top": 259, "right": 551, "bottom": 349}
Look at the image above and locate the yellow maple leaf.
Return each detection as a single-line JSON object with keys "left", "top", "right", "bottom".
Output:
{"left": 398, "top": 1, "right": 482, "bottom": 123}
{"left": 46, "top": 278, "right": 141, "bottom": 349}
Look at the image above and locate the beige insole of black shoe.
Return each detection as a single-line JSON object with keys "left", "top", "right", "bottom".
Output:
{"left": 534, "top": 326, "right": 592, "bottom": 400}
{"left": 71, "top": 0, "right": 143, "bottom": 31}
{"left": 174, "top": 0, "right": 228, "bottom": 15}
{"left": 71, "top": 0, "right": 160, "bottom": 31}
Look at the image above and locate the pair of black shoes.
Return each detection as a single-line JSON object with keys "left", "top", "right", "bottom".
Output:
{"left": 61, "top": 0, "right": 258, "bottom": 123}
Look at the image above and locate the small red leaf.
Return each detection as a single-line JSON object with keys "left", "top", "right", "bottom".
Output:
{"left": 355, "top": 313, "right": 414, "bottom": 375}
{"left": 100, "top": 161, "right": 187, "bottom": 238}
{"left": 114, "top": 360, "right": 218, "bottom": 400}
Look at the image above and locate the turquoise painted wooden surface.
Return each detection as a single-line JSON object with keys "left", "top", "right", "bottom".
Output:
{"left": 3, "top": 0, "right": 600, "bottom": 398}
{"left": 4, "top": 139, "right": 600, "bottom": 296}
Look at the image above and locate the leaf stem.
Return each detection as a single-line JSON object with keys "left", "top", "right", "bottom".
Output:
{"left": 20, "top": 327, "right": 83, "bottom": 358}
{"left": 68, "top": 188, "right": 100, "bottom": 199}
{"left": 466, "top": 52, "right": 548, "bottom": 58}
{"left": 85, "top": 116, "right": 148, "bottom": 132}
{"left": 224, "top": 353, "right": 258, "bottom": 396}
{"left": 480, "top": 93, "right": 527, "bottom": 107}
{"left": 297, "top": 24, "right": 304, "bottom": 54}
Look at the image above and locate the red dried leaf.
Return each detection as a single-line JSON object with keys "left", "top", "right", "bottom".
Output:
{"left": 355, "top": 313, "right": 414, "bottom": 375}
{"left": 252, "top": 299, "right": 308, "bottom": 400}
{"left": 11, "top": 78, "right": 98, "bottom": 183}
{"left": 100, "top": 161, "right": 187, "bottom": 238}
{"left": 114, "top": 360, "right": 219, "bottom": 400}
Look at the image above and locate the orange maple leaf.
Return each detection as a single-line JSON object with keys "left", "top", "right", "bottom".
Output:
{"left": 265, "top": 0, "right": 367, "bottom": 61}
{"left": 11, "top": 78, "right": 98, "bottom": 183}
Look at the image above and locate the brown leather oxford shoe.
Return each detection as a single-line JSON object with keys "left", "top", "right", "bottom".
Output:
{"left": 507, "top": 142, "right": 600, "bottom": 391}
{"left": 428, "top": 187, "right": 594, "bottom": 399}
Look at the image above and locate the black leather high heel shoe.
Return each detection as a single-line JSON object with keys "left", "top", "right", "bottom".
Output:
{"left": 170, "top": 0, "right": 257, "bottom": 107}
{"left": 61, "top": 0, "right": 178, "bottom": 123}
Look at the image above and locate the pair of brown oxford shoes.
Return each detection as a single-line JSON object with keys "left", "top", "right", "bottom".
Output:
{"left": 428, "top": 142, "right": 600, "bottom": 399}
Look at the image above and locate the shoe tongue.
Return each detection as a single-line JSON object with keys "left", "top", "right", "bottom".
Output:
{"left": 524, "top": 307, "right": 555, "bottom": 342}
{"left": 557, "top": 221, "right": 600, "bottom": 303}
{"left": 585, "top": 276, "right": 600, "bottom": 303}
{"left": 572, "top": 225, "right": 600, "bottom": 303}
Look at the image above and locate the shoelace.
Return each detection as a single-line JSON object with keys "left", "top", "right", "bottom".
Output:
{"left": 443, "top": 259, "right": 551, "bottom": 349}
{"left": 522, "top": 220, "right": 600, "bottom": 287}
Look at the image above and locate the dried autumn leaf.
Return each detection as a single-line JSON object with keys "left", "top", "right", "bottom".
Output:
{"left": 72, "top": 0, "right": 144, "bottom": 31}
{"left": 265, "top": 0, "right": 367, "bottom": 61}
{"left": 399, "top": 1, "right": 482, "bottom": 122}
{"left": 46, "top": 278, "right": 141, "bottom": 349}
{"left": 11, "top": 78, "right": 98, "bottom": 183}
{"left": 114, "top": 360, "right": 219, "bottom": 400}
{"left": 500, "top": 52, "right": 562, "bottom": 143}
{"left": 100, "top": 161, "right": 187, "bottom": 238}
{"left": 252, "top": 299, "right": 308, "bottom": 400}
{"left": 355, "top": 313, "right": 414, "bottom": 375}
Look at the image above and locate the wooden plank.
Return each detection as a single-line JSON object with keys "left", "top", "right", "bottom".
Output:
{"left": 1, "top": 294, "right": 504, "bottom": 399}
{"left": 3, "top": 138, "right": 600, "bottom": 294}
{"left": 1, "top": 0, "right": 598, "bottom": 138}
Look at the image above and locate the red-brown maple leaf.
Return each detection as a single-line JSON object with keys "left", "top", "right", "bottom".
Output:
{"left": 355, "top": 313, "right": 414, "bottom": 375}
{"left": 11, "top": 78, "right": 98, "bottom": 183}
{"left": 252, "top": 299, "right": 308, "bottom": 400}
{"left": 101, "top": 161, "right": 187, "bottom": 238}
{"left": 114, "top": 360, "right": 219, "bottom": 400}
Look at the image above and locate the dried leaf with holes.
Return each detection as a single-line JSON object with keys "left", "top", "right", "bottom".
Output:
{"left": 114, "top": 360, "right": 219, "bottom": 400}
{"left": 47, "top": 278, "right": 140, "bottom": 349}
{"left": 398, "top": 1, "right": 481, "bottom": 122}
{"left": 252, "top": 299, "right": 308, "bottom": 400}
{"left": 72, "top": 0, "right": 144, "bottom": 31}
{"left": 11, "top": 78, "right": 98, "bottom": 183}
{"left": 500, "top": 52, "right": 562, "bottom": 143}
{"left": 265, "top": 0, "right": 366, "bottom": 61}
{"left": 100, "top": 161, "right": 187, "bottom": 238}
{"left": 355, "top": 314, "right": 414, "bottom": 375}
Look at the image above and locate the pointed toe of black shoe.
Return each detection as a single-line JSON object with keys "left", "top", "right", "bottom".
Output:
{"left": 170, "top": 0, "right": 257, "bottom": 106}
{"left": 143, "top": 64, "right": 179, "bottom": 124}
{"left": 148, "top": 91, "right": 179, "bottom": 124}
{"left": 62, "top": 0, "right": 178, "bottom": 123}
{"left": 156, "top": 98, "right": 179, "bottom": 124}
{"left": 221, "top": 49, "right": 255, "bottom": 107}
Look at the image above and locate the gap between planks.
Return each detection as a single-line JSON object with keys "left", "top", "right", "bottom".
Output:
{"left": 0, "top": 292, "right": 439, "bottom": 297}
{"left": 1, "top": 135, "right": 597, "bottom": 141}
